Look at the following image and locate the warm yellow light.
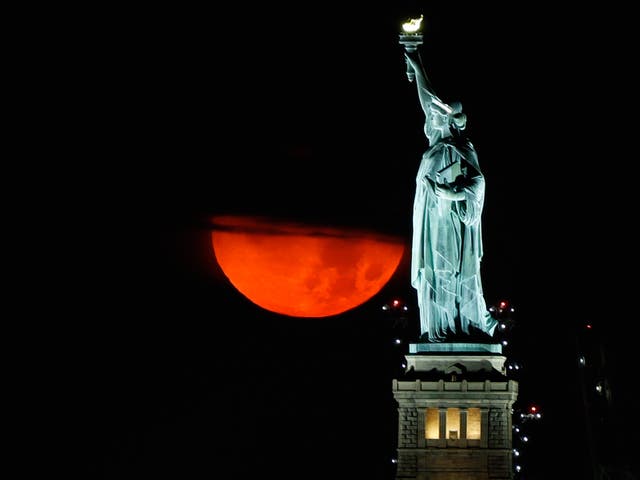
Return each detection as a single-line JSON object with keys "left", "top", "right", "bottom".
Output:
{"left": 425, "top": 408, "right": 439, "bottom": 439}
{"left": 402, "top": 15, "right": 424, "bottom": 33}
{"left": 467, "top": 408, "right": 481, "bottom": 440}
{"left": 426, "top": 407, "right": 482, "bottom": 440}
{"left": 446, "top": 408, "right": 460, "bottom": 438}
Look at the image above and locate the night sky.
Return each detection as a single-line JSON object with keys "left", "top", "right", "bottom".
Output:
{"left": 59, "top": 3, "right": 638, "bottom": 479}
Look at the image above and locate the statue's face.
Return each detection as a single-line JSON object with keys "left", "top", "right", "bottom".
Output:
{"left": 429, "top": 108, "right": 449, "bottom": 132}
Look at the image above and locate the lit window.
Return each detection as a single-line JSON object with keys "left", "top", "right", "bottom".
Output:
{"left": 425, "top": 407, "right": 481, "bottom": 441}
{"left": 467, "top": 408, "right": 481, "bottom": 439}
{"left": 425, "top": 408, "right": 439, "bottom": 439}
{"left": 447, "top": 408, "right": 460, "bottom": 440}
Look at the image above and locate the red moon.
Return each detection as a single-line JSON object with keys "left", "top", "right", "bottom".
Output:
{"left": 211, "top": 215, "right": 405, "bottom": 317}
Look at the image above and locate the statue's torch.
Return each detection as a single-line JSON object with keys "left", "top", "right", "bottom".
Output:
{"left": 398, "top": 15, "right": 424, "bottom": 82}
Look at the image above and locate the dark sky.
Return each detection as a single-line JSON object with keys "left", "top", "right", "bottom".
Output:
{"left": 59, "top": 3, "right": 638, "bottom": 479}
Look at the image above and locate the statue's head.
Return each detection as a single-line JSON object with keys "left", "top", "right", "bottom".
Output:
{"left": 428, "top": 104, "right": 449, "bottom": 130}
{"left": 449, "top": 101, "right": 467, "bottom": 131}
{"left": 428, "top": 100, "right": 467, "bottom": 138}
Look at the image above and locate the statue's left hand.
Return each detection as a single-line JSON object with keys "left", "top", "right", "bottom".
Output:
{"left": 434, "top": 183, "right": 464, "bottom": 201}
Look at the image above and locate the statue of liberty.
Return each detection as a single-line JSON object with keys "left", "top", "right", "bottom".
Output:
{"left": 404, "top": 49, "right": 498, "bottom": 342}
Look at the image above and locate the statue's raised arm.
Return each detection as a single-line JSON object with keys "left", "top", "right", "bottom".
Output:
{"left": 405, "top": 50, "right": 455, "bottom": 144}
{"left": 405, "top": 52, "right": 449, "bottom": 112}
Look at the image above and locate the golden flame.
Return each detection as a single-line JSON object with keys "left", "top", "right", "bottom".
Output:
{"left": 402, "top": 14, "right": 424, "bottom": 33}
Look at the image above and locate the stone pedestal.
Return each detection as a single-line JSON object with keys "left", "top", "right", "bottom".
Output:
{"left": 392, "top": 344, "right": 518, "bottom": 480}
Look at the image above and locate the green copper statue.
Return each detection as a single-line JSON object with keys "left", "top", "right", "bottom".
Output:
{"left": 405, "top": 50, "right": 497, "bottom": 342}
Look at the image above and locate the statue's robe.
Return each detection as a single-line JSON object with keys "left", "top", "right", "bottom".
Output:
{"left": 411, "top": 137, "right": 497, "bottom": 342}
